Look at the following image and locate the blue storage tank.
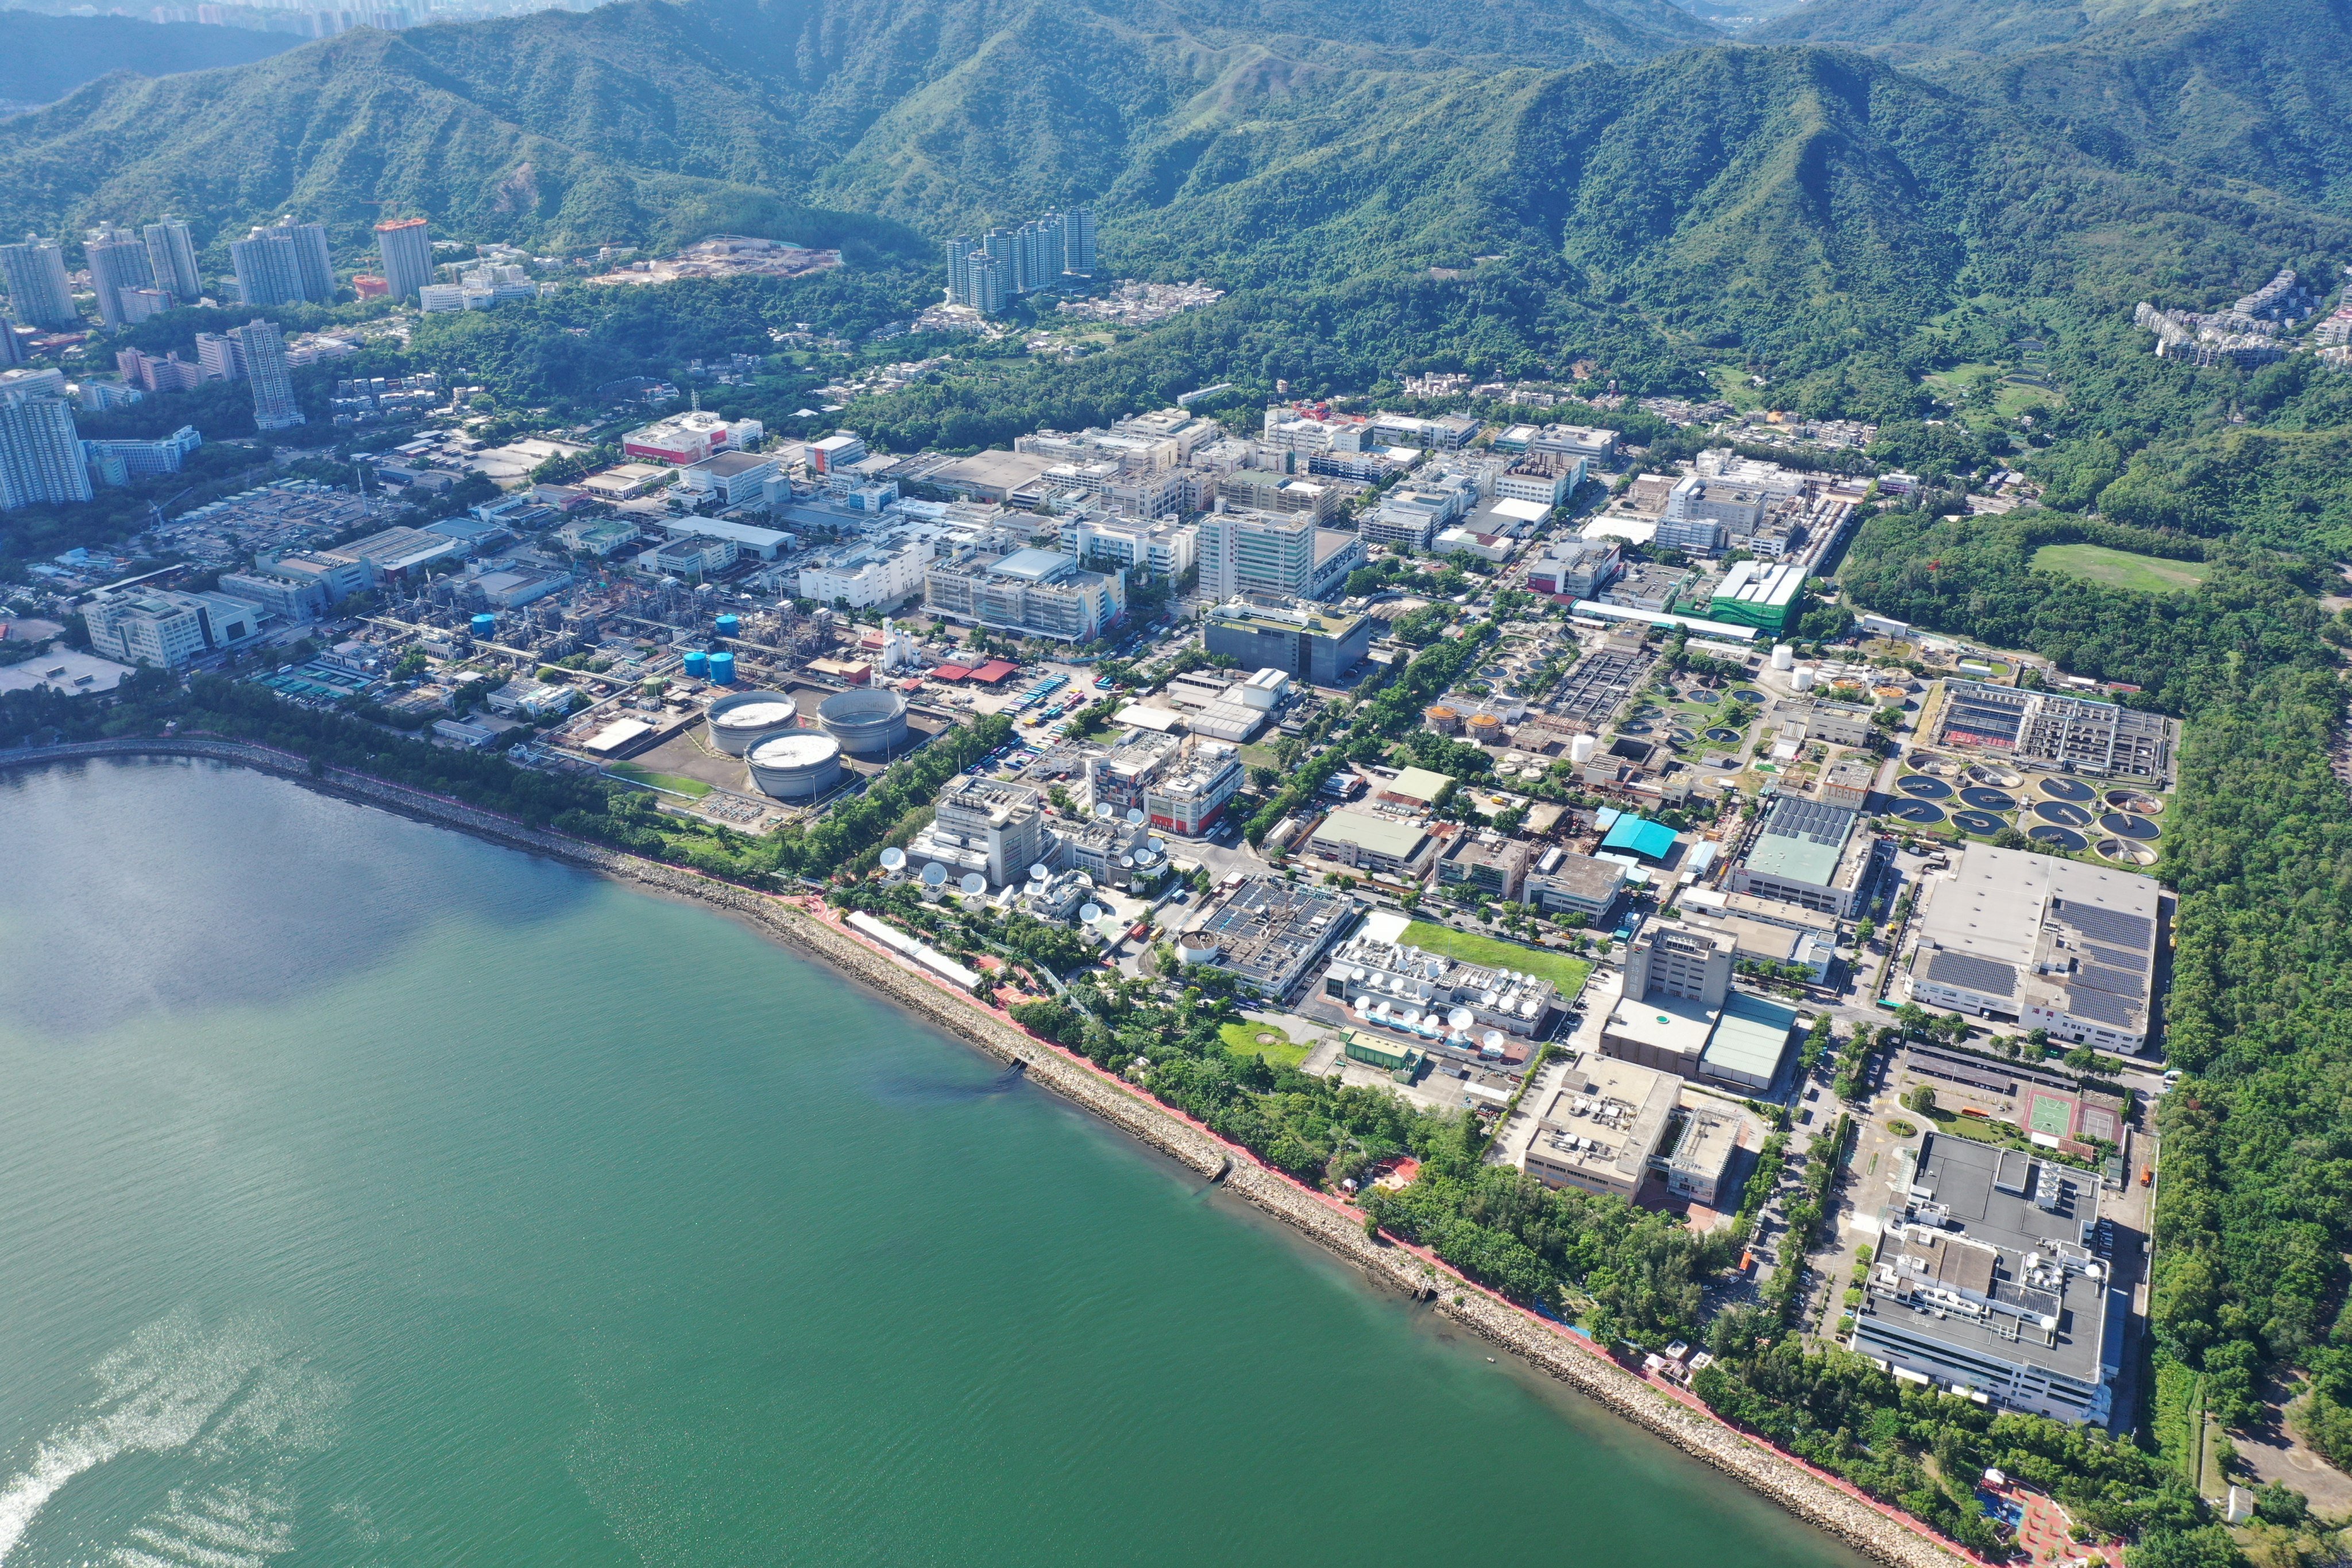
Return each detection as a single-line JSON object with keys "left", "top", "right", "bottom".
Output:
{"left": 715, "top": 613, "right": 741, "bottom": 639}
{"left": 707, "top": 650, "right": 737, "bottom": 685}
{"left": 683, "top": 650, "right": 710, "bottom": 678}
{"left": 470, "top": 613, "right": 496, "bottom": 639}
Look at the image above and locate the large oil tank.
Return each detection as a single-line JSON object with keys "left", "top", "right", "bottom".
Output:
{"left": 706, "top": 690, "right": 799, "bottom": 756}
{"left": 683, "top": 650, "right": 710, "bottom": 679}
{"left": 817, "top": 686, "right": 909, "bottom": 756}
{"left": 748, "top": 732, "right": 843, "bottom": 799}
{"left": 707, "top": 650, "right": 737, "bottom": 685}
{"left": 469, "top": 613, "right": 496, "bottom": 639}
{"left": 1569, "top": 732, "right": 1598, "bottom": 764}
{"left": 715, "top": 613, "right": 741, "bottom": 640}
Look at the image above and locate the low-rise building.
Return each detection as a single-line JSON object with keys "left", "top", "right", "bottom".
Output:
{"left": 677, "top": 450, "right": 779, "bottom": 507}
{"left": 1519, "top": 1053, "right": 1679, "bottom": 1201}
{"left": 260, "top": 550, "right": 374, "bottom": 603}
{"left": 649, "top": 535, "right": 737, "bottom": 580}
{"left": 1437, "top": 830, "right": 1532, "bottom": 902}
{"left": 215, "top": 570, "right": 326, "bottom": 623}
{"left": 1730, "top": 794, "right": 1877, "bottom": 919}
{"left": 1706, "top": 559, "right": 1806, "bottom": 635}
{"left": 1142, "top": 738, "right": 1244, "bottom": 836}
{"left": 84, "top": 589, "right": 215, "bottom": 668}
{"left": 1937, "top": 680, "right": 2175, "bottom": 781}
{"left": 1525, "top": 537, "right": 1623, "bottom": 600}
{"left": 1794, "top": 700, "right": 1877, "bottom": 748}
{"left": 801, "top": 534, "right": 936, "bottom": 608}
{"left": 1818, "top": 756, "right": 1876, "bottom": 809}
{"left": 909, "top": 774, "right": 1049, "bottom": 887}
{"left": 322, "top": 526, "right": 462, "bottom": 581}
{"left": 623, "top": 409, "right": 763, "bottom": 466}
{"left": 1321, "top": 922, "right": 1559, "bottom": 1037}
{"left": 1600, "top": 920, "right": 1798, "bottom": 1091}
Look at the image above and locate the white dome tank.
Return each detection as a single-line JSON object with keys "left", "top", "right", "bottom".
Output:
{"left": 747, "top": 732, "right": 843, "bottom": 799}
{"left": 706, "top": 690, "right": 799, "bottom": 756}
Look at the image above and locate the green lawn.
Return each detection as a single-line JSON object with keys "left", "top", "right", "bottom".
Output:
{"left": 2032, "top": 543, "right": 2211, "bottom": 594}
{"left": 605, "top": 762, "right": 713, "bottom": 798}
{"left": 1400, "top": 921, "right": 1593, "bottom": 999}
{"left": 1220, "top": 1020, "right": 1311, "bottom": 1069}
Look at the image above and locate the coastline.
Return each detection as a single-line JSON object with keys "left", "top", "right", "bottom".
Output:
{"left": 5, "top": 738, "right": 1978, "bottom": 1568}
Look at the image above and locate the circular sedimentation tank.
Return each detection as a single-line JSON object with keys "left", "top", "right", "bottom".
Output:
{"left": 817, "top": 686, "right": 910, "bottom": 755}
{"left": 748, "top": 732, "right": 843, "bottom": 799}
{"left": 706, "top": 690, "right": 800, "bottom": 756}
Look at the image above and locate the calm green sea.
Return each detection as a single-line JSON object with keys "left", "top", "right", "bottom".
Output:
{"left": 0, "top": 757, "right": 1860, "bottom": 1567}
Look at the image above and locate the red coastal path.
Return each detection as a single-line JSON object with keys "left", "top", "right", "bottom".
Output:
{"left": 5, "top": 736, "right": 1994, "bottom": 1568}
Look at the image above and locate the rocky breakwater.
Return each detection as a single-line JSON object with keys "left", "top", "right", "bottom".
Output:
{"left": 2, "top": 739, "right": 1973, "bottom": 1568}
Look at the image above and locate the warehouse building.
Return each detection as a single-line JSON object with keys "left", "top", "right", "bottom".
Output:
{"left": 1905, "top": 843, "right": 2160, "bottom": 1053}
{"left": 1306, "top": 810, "right": 1436, "bottom": 878}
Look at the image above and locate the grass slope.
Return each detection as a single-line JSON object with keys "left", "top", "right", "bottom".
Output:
{"left": 2032, "top": 542, "right": 2212, "bottom": 593}
{"left": 1399, "top": 920, "right": 1594, "bottom": 999}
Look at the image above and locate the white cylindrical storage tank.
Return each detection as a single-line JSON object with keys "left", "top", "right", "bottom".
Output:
{"left": 706, "top": 690, "right": 800, "bottom": 756}
{"left": 747, "top": 732, "right": 843, "bottom": 799}
{"left": 817, "top": 686, "right": 910, "bottom": 756}
{"left": 1792, "top": 666, "right": 1818, "bottom": 692}
{"left": 1569, "top": 733, "right": 1597, "bottom": 764}
{"left": 1771, "top": 643, "right": 1795, "bottom": 671}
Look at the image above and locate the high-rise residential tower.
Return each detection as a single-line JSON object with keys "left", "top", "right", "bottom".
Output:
{"left": 84, "top": 224, "right": 157, "bottom": 331}
{"left": 373, "top": 217, "right": 432, "bottom": 302}
{"left": 0, "top": 389, "right": 91, "bottom": 508}
{"left": 1061, "top": 206, "right": 1095, "bottom": 277}
{"left": 142, "top": 218, "right": 202, "bottom": 303}
{"left": 229, "top": 218, "right": 334, "bottom": 307}
{"left": 0, "top": 314, "right": 27, "bottom": 368}
{"left": 0, "top": 235, "right": 78, "bottom": 328}
{"left": 230, "top": 317, "right": 304, "bottom": 430}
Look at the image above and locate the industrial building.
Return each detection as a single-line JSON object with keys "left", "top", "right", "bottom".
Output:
{"left": 801, "top": 534, "right": 935, "bottom": 608}
{"left": 1936, "top": 681, "right": 2175, "bottom": 781}
{"left": 1523, "top": 847, "right": 1627, "bottom": 921}
{"left": 922, "top": 546, "right": 1127, "bottom": 643}
{"left": 1306, "top": 810, "right": 1436, "bottom": 878}
{"left": 1853, "top": 1134, "right": 2118, "bottom": 1423}
{"left": 1706, "top": 560, "right": 1806, "bottom": 634}
{"left": 1792, "top": 700, "right": 1878, "bottom": 748}
{"left": 1729, "top": 794, "right": 1878, "bottom": 919}
{"left": 1905, "top": 843, "right": 2161, "bottom": 1053}
{"left": 1197, "top": 509, "right": 1314, "bottom": 601}
{"left": 1174, "top": 875, "right": 1359, "bottom": 999}
{"left": 322, "top": 526, "right": 462, "bottom": 581}
{"left": 1524, "top": 538, "right": 1623, "bottom": 600}
{"left": 1600, "top": 921, "right": 1798, "bottom": 1092}
{"left": 1203, "top": 598, "right": 1372, "bottom": 685}
{"left": 677, "top": 450, "right": 779, "bottom": 507}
